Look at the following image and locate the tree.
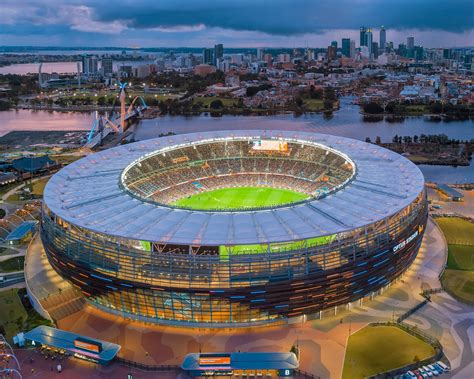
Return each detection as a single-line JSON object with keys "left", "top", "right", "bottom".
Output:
{"left": 324, "top": 86, "right": 336, "bottom": 101}
{"left": 413, "top": 135, "right": 419, "bottom": 143}
{"left": 392, "top": 134, "right": 399, "bottom": 144}
{"left": 365, "top": 137, "right": 372, "bottom": 143}
{"left": 209, "top": 99, "right": 224, "bottom": 110}
{"left": 309, "top": 85, "right": 323, "bottom": 99}
{"left": 375, "top": 136, "right": 381, "bottom": 145}
{"left": 323, "top": 99, "right": 333, "bottom": 110}
{"left": 429, "top": 102, "right": 443, "bottom": 114}
{"left": 363, "top": 102, "right": 384, "bottom": 114}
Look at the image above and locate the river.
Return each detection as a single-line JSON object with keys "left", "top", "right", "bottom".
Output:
{"left": 1, "top": 97, "right": 473, "bottom": 183}
{"left": 0, "top": 60, "right": 156, "bottom": 75}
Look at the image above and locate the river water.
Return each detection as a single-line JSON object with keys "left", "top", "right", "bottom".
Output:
{"left": 1, "top": 97, "right": 473, "bottom": 183}
{"left": 0, "top": 60, "right": 156, "bottom": 75}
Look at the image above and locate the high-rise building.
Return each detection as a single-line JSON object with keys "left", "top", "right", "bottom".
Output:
{"left": 263, "top": 53, "right": 273, "bottom": 65}
{"left": 372, "top": 42, "right": 379, "bottom": 59}
{"left": 202, "top": 48, "right": 213, "bottom": 65}
{"left": 443, "top": 49, "right": 452, "bottom": 59}
{"left": 380, "top": 26, "right": 386, "bottom": 51}
{"left": 331, "top": 41, "right": 338, "bottom": 49}
{"left": 327, "top": 45, "right": 337, "bottom": 61}
{"left": 407, "top": 37, "right": 415, "bottom": 50}
{"left": 350, "top": 40, "right": 356, "bottom": 58}
{"left": 366, "top": 29, "right": 373, "bottom": 56}
{"left": 305, "top": 48, "right": 315, "bottom": 61}
{"left": 414, "top": 46, "right": 424, "bottom": 61}
{"left": 256, "top": 48, "right": 264, "bottom": 61}
{"left": 82, "top": 55, "right": 98, "bottom": 75}
{"left": 101, "top": 57, "right": 113, "bottom": 75}
{"left": 398, "top": 44, "right": 407, "bottom": 57}
{"left": 342, "top": 38, "right": 351, "bottom": 57}
{"left": 277, "top": 53, "right": 291, "bottom": 63}
{"left": 214, "top": 44, "right": 223, "bottom": 65}
{"left": 360, "top": 26, "right": 368, "bottom": 47}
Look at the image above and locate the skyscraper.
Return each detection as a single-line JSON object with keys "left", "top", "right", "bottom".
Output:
{"left": 202, "top": 48, "right": 213, "bottom": 65}
{"left": 350, "top": 40, "right": 356, "bottom": 58}
{"left": 380, "top": 26, "right": 386, "bottom": 51}
{"left": 366, "top": 29, "right": 373, "bottom": 56}
{"left": 82, "top": 55, "right": 98, "bottom": 75}
{"left": 360, "top": 26, "right": 367, "bottom": 47}
{"left": 331, "top": 41, "right": 338, "bottom": 49}
{"left": 407, "top": 37, "right": 415, "bottom": 50}
{"left": 372, "top": 42, "right": 379, "bottom": 59}
{"left": 327, "top": 45, "right": 337, "bottom": 61}
{"left": 101, "top": 57, "right": 113, "bottom": 75}
{"left": 214, "top": 44, "right": 223, "bottom": 65}
{"left": 342, "top": 38, "right": 351, "bottom": 58}
{"left": 256, "top": 48, "right": 264, "bottom": 61}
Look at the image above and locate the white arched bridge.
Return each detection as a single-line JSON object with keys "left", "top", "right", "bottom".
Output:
{"left": 85, "top": 92, "right": 148, "bottom": 149}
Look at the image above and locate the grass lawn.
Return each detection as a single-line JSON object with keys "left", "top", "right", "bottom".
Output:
{"left": 436, "top": 217, "right": 474, "bottom": 305}
{"left": 342, "top": 325, "right": 436, "bottom": 379}
{"left": 7, "top": 176, "right": 50, "bottom": 202}
{"left": 193, "top": 96, "right": 239, "bottom": 108}
{"left": 51, "top": 154, "right": 83, "bottom": 165}
{"left": 436, "top": 217, "right": 474, "bottom": 245}
{"left": 441, "top": 269, "right": 474, "bottom": 305}
{"left": 406, "top": 105, "right": 428, "bottom": 115}
{"left": 447, "top": 245, "right": 474, "bottom": 271}
{"left": 173, "top": 186, "right": 308, "bottom": 210}
{"left": 304, "top": 99, "right": 324, "bottom": 112}
{"left": 0, "top": 256, "right": 25, "bottom": 273}
{"left": 0, "top": 289, "right": 28, "bottom": 340}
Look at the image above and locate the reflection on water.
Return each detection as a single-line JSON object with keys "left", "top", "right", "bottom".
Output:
{"left": 0, "top": 109, "right": 91, "bottom": 137}
{"left": 0, "top": 60, "right": 156, "bottom": 75}
{"left": 0, "top": 97, "right": 473, "bottom": 183}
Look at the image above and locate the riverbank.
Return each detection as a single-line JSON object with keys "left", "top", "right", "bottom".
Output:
{"left": 360, "top": 111, "right": 473, "bottom": 121}
{"left": 12, "top": 102, "right": 339, "bottom": 116}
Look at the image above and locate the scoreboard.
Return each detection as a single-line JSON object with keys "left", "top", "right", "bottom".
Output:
{"left": 252, "top": 140, "right": 288, "bottom": 152}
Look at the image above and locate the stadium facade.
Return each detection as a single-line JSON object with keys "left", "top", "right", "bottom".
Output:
{"left": 41, "top": 130, "right": 427, "bottom": 327}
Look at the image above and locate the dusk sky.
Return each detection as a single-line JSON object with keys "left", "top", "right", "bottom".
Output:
{"left": 1, "top": 0, "right": 473, "bottom": 48}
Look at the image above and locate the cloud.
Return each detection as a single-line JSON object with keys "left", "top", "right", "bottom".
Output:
{"left": 148, "top": 24, "right": 206, "bottom": 33}
{"left": 61, "top": 5, "right": 129, "bottom": 34}
{"left": 92, "top": 0, "right": 474, "bottom": 35}
{"left": 0, "top": 0, "right": 473, "bottom": 47}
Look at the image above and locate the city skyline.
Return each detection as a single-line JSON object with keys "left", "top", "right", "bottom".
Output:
{"left": 1, "top": 0, "right": 473, "bottom": 48}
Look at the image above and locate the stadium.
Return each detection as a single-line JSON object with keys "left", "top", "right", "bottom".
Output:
{"left": 41, "top": 130, "right": 428, "bottom": 327}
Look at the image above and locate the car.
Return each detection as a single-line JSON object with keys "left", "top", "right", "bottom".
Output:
{"left": 436, "top": 361, "right": 450, "bottom": 372}
{"left": 427, "top": 364, "right": 440, "bottom": 376}
{"left": 413, "top": 370, "right": 423, "bottom": 379}
{"left": 406, "top": 371, "right": 417, "bottom": 379}
{"left": 422, "top": 366, "right": 433, "bottom": 377}
{"left": 433, "top": 363, "right": 444, "bottom": 373}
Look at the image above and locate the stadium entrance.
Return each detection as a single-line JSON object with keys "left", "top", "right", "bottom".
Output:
{"left": 181, "top": 352, "right": 298, "bottom": 378}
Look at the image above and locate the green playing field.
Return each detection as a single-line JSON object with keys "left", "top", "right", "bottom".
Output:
{"left": 173, "top": 186, "right": 309, "bottom": 210}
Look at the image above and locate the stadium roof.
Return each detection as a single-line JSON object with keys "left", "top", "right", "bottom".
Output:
{"left": 44, "top": 130, "right": 425, "bottom": 246}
